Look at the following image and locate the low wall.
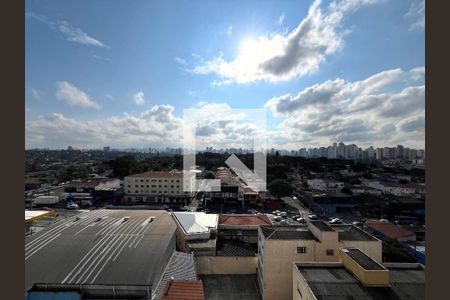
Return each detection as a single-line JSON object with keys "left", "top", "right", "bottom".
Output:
{"left": 196, "top": 256, "right": 257, "bottom": 275}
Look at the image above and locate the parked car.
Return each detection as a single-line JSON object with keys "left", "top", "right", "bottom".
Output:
{"left": 279, "top": 211, "right": 288, "bottom": 217}
{"left": 274, "top": 216, "right": 282, "bottom": 222}
{"left": 296, "top": 217, "right": 306, "bottom": 223}
{"left": 308, "top": 214, "right": 318, "bottom": 220}
{"left": 329, "top": 218, "right": 342, "bottom": 224}
{"left": 66, "top": 202, "right": 79, "bottom": 210}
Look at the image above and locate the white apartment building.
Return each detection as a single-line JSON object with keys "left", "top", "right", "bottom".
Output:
{"left": 307, "top": 179, "right": 344, "bottom": 192}
{"left": 123, "top": 171, "right": 195, "bottom": 204}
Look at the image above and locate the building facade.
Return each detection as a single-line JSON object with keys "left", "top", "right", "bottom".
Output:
{"left": 257, "top": 221, "right": 382, "bottom": 300}
{"left": 124, "top": 171, "right": 195, "bottom": 204}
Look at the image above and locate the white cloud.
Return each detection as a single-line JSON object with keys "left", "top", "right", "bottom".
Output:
{"left": 26, "top": 105, "right": 184, "bottom": 149}
{"left": 191, "top": 0, "right": 379, "bottom": 84}
{"left": 26, "top": 12, "right": 108, "bottom": 48}
{"left": 31, "top": 88, "right": 41, "bottom": 100}
{"left": 174, "top": 57, "right": 187, "bottom": 65}
{"left": 405, "top": 0, "right": 425, "bottom": 31}
{"left": 227, "top": 26, "right": 233, "bottom": 36}
{"left": 55, "top": 81, "right": 100, "bottom": 109}
{"left": 277, "top": 13, "right": 285, "bottom": 26}
{"left": 133, "top": 91, "right": 145, "bottom": 106}
{"left": 264, "top": 67, "right": 425, "bottom": 148}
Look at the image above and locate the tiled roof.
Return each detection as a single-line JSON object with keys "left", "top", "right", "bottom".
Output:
{"left": 161, "top": 280, "right": 204, "bottom": 300}
{"left": 153, "top": 252, "right": 198, "bottom": 300}
{"left": 366, "top": 221, "right": 415, "bottom": 239}
{"left": 127, "top": 171, "right": 185, "bottom": 178}
{"left": 219, "top": 214, "right": 272, "bottom": 226}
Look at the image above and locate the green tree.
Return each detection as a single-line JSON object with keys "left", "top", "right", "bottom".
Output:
{"left": 267, "top": 179, "right": 293, "bottom": 197}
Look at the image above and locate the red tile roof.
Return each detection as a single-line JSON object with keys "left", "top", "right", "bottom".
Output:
{"left": 161, "top": 280, "right": 204, "bottom": 300}
{"left": 366, "top": 220, "right": 415, "bottom": 240}
{"left": 219, "top": 214, "right": 272, "bottom": 226}
{"left": 128, "top": 171, "right": 185, "bottom": 178}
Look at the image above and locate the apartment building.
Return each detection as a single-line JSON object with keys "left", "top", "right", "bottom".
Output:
{"left": 257, "top": 221, "right": 382, "bottom": 300}
{"left": 123, "top": 171, "right": 195, "bottom": 203}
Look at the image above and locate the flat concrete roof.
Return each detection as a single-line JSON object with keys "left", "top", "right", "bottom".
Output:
{"left": 200, "top": 275, "right": 260, "bottom": 300}
{"left": 297, "top": 264, "right": 425, "bottom": 300}
{"left": 342, "top": 248, "right": 384, "bottom": 270}
{"left": 25, "top": 209, "right": 176, "bottom": 291}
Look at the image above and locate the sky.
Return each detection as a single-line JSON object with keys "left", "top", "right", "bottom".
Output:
{"left": 25, "top": 0, "right": 425, "bottom": 150}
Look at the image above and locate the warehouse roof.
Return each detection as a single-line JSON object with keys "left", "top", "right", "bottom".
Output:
{"left": 25, "top": 209, "right": 176, "bottom": 291}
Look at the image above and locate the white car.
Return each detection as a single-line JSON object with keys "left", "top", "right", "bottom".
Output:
{"left": 329, "top": 218, "right": 342, "bottom": 224}
{"left": 274, "top": 216, "right": 282, "bottom": 222}
{"left": 296, "top": 217, "right": 306, "bottom": 223}
{"left": 66, "top": 202, "right": 79, "bottom": 209}
{"left": 292, "top": 196, "right": 298, "bottom": 200}
{"left": 379, "top": 219, "right": 390, "bottom": 223}
{"left": 308, "top": 214, "right": 318, "bottom": 220}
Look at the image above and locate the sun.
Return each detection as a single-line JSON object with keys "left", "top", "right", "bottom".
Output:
{"left": 239, "top": 38, "right": 259, "bottom": 57}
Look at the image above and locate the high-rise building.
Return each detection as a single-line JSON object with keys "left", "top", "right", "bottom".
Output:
{"left": 396, "top": 145, "right": 404, "bottom": 159}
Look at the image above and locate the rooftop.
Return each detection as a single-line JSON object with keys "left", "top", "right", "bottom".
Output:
{"left": 310, "top": 220, "right": 334, "bottom": 231}
{"left": 343, "top": 248, "right": 384, "bottom": 270}
{"left": 25, "top": 209, "right": 176, "bottom": 291}
{"left": 154, "top": 252, "right": 198, "bottom": 300}
{"left": 172, "top": 212, "right": 218, "bottom": 235}
{"left": 260, "top": 225, "right": 317, "bottom": 240}
{"left": 161, "top": 280, "right": 204, "bottom": 300}
{"left": 261, "top": 224, "right": 378, "bottom": 242}
{"left": 127, "top": 171, "right": 185, "bottom": 178}
{"left": 200, "top": 275, "right": 261, "bottom": 300}
{"left": 297, "top": 263, "right": 425, "bottom": 300}
{"left": 331, "top": 225, "right": 379, "bottom": 241}
{"left": 219, "top": 214, "right": 272, "bottom": 226}
{"left": 366, "top": 220, "right": 416, "bottom": 239}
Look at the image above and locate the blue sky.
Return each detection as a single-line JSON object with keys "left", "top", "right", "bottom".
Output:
{"left": 25, "top": 0, "right": 425, "bottom": 150}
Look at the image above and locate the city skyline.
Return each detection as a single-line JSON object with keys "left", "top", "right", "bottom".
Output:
{"left": 26, "top": 0, "right": 424, "bottom": 149}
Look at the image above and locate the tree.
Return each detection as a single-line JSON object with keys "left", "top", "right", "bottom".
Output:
{"left": 109, "top": 155, "right": 140, "bottom": 178}
{"left": 267, "top": 179, "right": 293, "bottom": 197}
{"left": 204, "top": 171, "right": 215, "bottom": 179}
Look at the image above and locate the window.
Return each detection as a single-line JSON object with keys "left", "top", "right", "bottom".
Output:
{"left": 297, "top": 247, "right": 307, "bottom": 254}
{"left": 326, "top": 249, "right": 334, "bottom": 256}
{"left": 135, "top": 185, "right": 139, "bottom": 188}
